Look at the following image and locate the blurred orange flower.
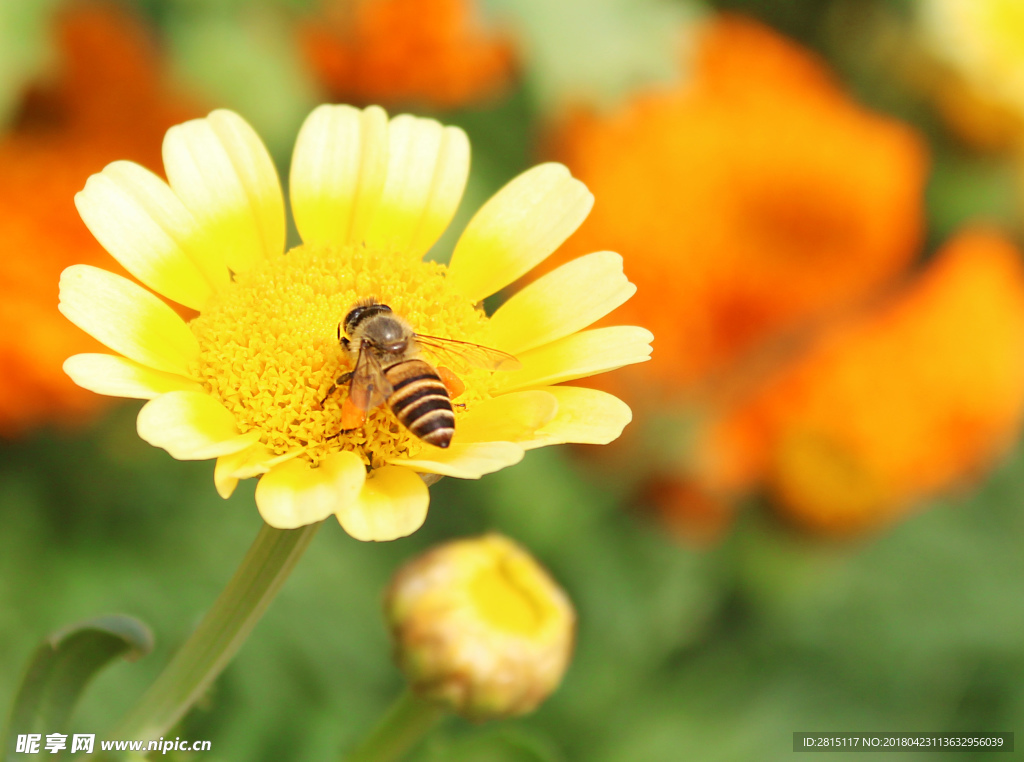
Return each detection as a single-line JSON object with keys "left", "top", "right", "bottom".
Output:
{"left": 690, "top": 230, "right": 1024, "bottom": 533}
{"left": 0, "top": 2, "right": 198, "bottom": 435}
{"left": 546, "top": 15, "right": 928, "bottom": 400}
{"left": 545, "top": 14, "right": 1024, "bottom": 538}
{"left": 301, "top": 0, "right": 514, "bottom": 109}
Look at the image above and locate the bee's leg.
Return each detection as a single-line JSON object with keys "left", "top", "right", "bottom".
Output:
{"left": 319, "top": 371, "right": 353, "bottom": 407}
{"left": 326, "top": 423, "right": 364, "bottom": 441}
{"left": 453, "top": 402, "right": 467, "bottom": 409}
{"left": 325, "top": 421, "right": 365, "bottom": 441}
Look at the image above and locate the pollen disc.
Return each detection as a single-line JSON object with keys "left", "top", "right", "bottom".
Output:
{"left": 189, "top": 242, "right": 489, "bottom": 466}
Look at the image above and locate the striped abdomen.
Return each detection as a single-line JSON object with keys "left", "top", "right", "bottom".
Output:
{"left": 385, "top": 359, "right": 455, "bottom": 448}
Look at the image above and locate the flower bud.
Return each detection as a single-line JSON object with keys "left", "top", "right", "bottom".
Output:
{"left": 385, "top": 534, "right": 575, "bottom": 721}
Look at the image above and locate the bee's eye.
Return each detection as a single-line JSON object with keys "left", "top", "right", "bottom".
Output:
{"left": 345, "top": 302, "right": 392, "bottom": 333}
{"left": 344, "top": 306, "right": 366, "bottom": 331}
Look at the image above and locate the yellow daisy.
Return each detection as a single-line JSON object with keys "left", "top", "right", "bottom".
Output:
{"left": 59, "top": 105, "right": 651, "bottom": 541}
{"left": 914, "top": 0, "right": 1024, "bottom": 149}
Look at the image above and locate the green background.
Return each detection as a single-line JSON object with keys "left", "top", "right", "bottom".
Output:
{"left": 2, "top": 0, "right": 1023, "bottom": 759}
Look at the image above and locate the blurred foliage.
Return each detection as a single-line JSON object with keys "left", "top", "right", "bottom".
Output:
{"left": 4, "top": 404, "right": 1024, "bottom": 760}
{"left": 159, "top": 2, "right": 319, "bottom": 162}
{"left": 0, "top": 0, "right": 59, "bottom": 128}
{"left": 2, "top": 0, "right": 1024, "bottom": 760}
{"left": 481, "top": 0, "right": 698, "bottom": 112}
{"left": 2, "top": 613, "right": 152, "bottom": 757}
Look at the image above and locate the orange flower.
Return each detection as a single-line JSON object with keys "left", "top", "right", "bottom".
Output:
{"left": 301, "top": 0, "right": 514, "bottom": 109}
{"left": 692, "top": 230, "right": 1024, "bottom": 533}
{"left": 0, "top": 2, "right": 198, "bottom": 435}
{"left": 546, "top": 15, "right": 927, "bottom": 399}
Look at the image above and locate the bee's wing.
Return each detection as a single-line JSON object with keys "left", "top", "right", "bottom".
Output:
{"left": 348, "top": 343, "right": 393, "bottom": 412}
{"left": 415, "top": 334, "right": 522, "bottom": 372}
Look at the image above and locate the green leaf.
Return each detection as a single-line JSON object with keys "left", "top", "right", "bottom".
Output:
{"left": 2, "top": 615, "right": 153, "bottom": 760}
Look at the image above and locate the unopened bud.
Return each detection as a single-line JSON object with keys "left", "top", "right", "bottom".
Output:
{"left": 385, "top": 534, "right": 575, "bottom": 721}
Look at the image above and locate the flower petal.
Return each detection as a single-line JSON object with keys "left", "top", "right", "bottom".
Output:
{"left": 255, "top": 451, "right": 366, "bottom": 529}
{"left": 214, "top": 445, "right": 303, "bottom": 499}
{"left": 137, "top": 391, "right": 259, "bottom": 460}
{"left": 516, "top": 386, "right": 632, "bottom": 449}
{"left": 336, "top": 465, "right": 430, "bottom": 542}
{"left": 486, "top": 251, "right": 636, "bottom": 354}
{"left": 455, "top": 390, "right": 559, "bottom": 444}
{"left": 58, "top": 265, "right": 200, "bottom": 375}
{"left": 447, "top": 163, "right": 594, "bottom": 302}
{"left": 495, "top": 326, "right": 654, "bottom": 392}
{"left": 364, "top": 114, "right": 470, "bottom": 258}
{"left": 64, "top": 353, "right": 202, "bottom": 399}
{"left": 163, "top": 110, "right": 285, "bottom": 274}
{"left": 393, "top": 441, "right": 524, "bottom": 479}
{"left": 290, "top": 104, "right": 389, "bottom": 247}
{"left": 75, "top": 161, "right": 225, "bottom": 309}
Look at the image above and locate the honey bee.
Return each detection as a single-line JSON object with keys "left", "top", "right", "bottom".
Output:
{"left": 322, "top": 299, "right": 520, "bottom": 448}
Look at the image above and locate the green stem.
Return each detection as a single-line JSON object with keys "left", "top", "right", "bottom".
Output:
{"left": 111, "top": 521, "right": 320, "bottom": 741}
{"left": 342, "top": 690, "right": 446, "bottom": 762}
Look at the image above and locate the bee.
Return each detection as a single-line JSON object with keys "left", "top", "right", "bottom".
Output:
{"left": 321, "top": 299, "right": 520, "bottom": 449}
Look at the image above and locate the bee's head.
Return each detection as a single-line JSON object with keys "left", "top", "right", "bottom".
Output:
{"left": 342, "top": 299, "right": 392, "bottom": 338}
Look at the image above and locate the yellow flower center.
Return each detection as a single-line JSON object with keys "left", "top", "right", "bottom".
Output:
{"left": 189, "top": 242, "right": 490, "bottom": 467}
{"left": 468, "top": 552, "right": 557, "bottom": 638}
{"left": 986, "top": 0, "right": 1024, "bottom": 58}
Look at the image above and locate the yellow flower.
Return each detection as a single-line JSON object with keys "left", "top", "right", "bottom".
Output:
{"left": 916, "top": 0, "right": 1024, "bottom": 149}
{"left": 386, "top": 534, "right": 575, "bottom": 720}
{"left": 59, "top": 106, "right": 649, "bottom": 541}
